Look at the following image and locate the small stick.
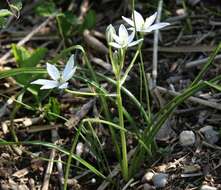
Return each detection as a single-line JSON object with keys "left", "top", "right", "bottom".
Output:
{"left": 157, "top": 86, "right": 221, "bottom": 110}
{"left": 41, "top": 146, "right": 56, "bottom": 190}
{"left": 185, "top": 54, "right": 221, "bottom": 68}
{"left": 152, "top": 0, "right": 163, "bottom": 87}
{"left": 0, "top": 16, "right": 54, "bottom": 65}
{"left": 41, "top": 129, "right": 58, "bottom": 190}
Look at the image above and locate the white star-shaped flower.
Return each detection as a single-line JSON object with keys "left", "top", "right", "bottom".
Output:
{"left": 122, "top": 10, "right": 170, "bottom": 33}
{"left": 109, "top": 24, "right": 143, "bottom": 49}
{"left": 31, "top": 54, "right": 76, "bottom": 90}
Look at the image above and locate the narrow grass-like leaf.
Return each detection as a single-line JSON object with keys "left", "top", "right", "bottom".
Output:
{"left": 82, "top": 118, "right": 127, "bottom": 132}
{"left": 0, "top": 139, "right": 106, "bottom": 179}
{"left": 64, "top": 123, "right": 83, "bottom": 190}
{"left": 0, "top": 68, "right": 46, "bottom": 79}
{"left": 191, "top": 43, "right": 221, "bottom": 86}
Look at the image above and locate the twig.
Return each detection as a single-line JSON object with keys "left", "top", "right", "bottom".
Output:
{"left": 157, "top": 86, "right": 221, "bottom": 110}
{"left": 185, "top": 54, "right": 221, "bottom": 68}
{"left": 41, "top": 146, "right": 56, "bottom": 190}
{"left": 152, "top": 0, "right": 163, "bottom": 87}
{"left": 65, "top": 99, "right": 96, "bottom": 129}
{"left": 0, "top": 16, "right": 54, "bottom": 65}
{"left": 41, "top": 129, "right": 58, "bottom": 190}
{"left": 57, "top": 154, "right": 64, "bottom": 189}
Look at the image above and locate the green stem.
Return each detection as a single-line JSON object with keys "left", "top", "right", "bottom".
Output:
{"left": 116, "top": 78, "right": 128, "bottom": 181}
{"left": 138, "top": 38, "right": 151, "bottom": 120}
{"left": 83, "top": 52, "right": 121, "bottom": 161}
{"left": 65, "top": 89, "right": 115, "bottom": 97}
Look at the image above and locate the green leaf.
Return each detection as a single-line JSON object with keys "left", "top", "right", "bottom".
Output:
{"left": 0, "top": 68, "right": 46, "bottom": 80}
{"left": 12, "top": 45, "right": 47, "bottom": 86}
{"left": 26, "top": 47, "right": 47, "bottom": 67}
{"left": 0, "top": 9, "right": 12, "bottom": 17}
{"left": 12, "top": 44, "right": 31, "bottom": 67}
{"left": 9, "top": 0, "right": 22, "bottom": 12}
{"left": 82, "top": 10, "right": 96, "bottom": 30}
{"left": 9, "top": 0, "right": 22, "bottom": 18}
{"left": 0, "top": 17, "right": 7, "bottom": 28}
{"left": 56, "top": 11, "right": 78, "bottom": 37}
{"left": 45, "top": 97, "right": 61, "bottom": 121}
{"left": 35, "top": 1, "right": 57, "bottom": 17}
{"left": 204, "top": 81, "right": 221, "bottom": 92}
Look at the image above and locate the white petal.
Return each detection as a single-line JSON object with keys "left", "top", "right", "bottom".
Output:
{"left": 58, "top": 82, "right": 69, "bottom": 89}
{"left": 133, "top": 10, "right": 144, "bottom": 29}
{"left": 144, "top": 22, "right": 170, "bottom": 32}
{"left": 62, "top": 54, "right": 75, "bottom": 79}
{"left": 112, "top": 33, "right": 122, "bottom": 44}
{"left": 127, "top": 30, "right": 135, "bottom": 44}
{"left": 119, "top": 24, "right": 128, "bottom": 41}
{"left": 46, "top": 63, "right": 60, "bottom": 81}
{"left": 31, "top": 79, "right": 59, "bottom": 89}
{"left": 62, "top": 66, "right": 76, "bottom": 81}
{"left": 31, "top": 79, "right": 54, "bottom": 85}
{"left": 144, "top": 12, "right": 157, "bottom": 29}
{"left": 41, "top": 82, "right": 59, "bottom": 89}
{"left": 128, "top": 38, "right": 143, "bottom": 47}
{"left": 109, "top": 42, "right": 122, "bottom": 49}
{"left": 122, "top": 16, "right": 134, "bottom": 27}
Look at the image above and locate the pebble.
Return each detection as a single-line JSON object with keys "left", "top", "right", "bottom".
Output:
{"left": 152, "top": 173, "right": 168, "bottom": 188}
{"left": 143, "top": 183, "right": 155, "bottom": 190}
{"left": 76, "top": 142, "right": 84, "bottom": 156}
{"left": 199, "top": 125, "right": 219, "bottom": 144}
{"left": 179, "top": 130, "right": 195, "bottom": 146}
{"left": 142, "top": 171, "right": 154, "bottom": 182}
{"left": 201, "top": 185, "right": 217, "bottom": 190}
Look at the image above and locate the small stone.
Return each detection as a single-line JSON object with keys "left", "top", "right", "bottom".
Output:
{"left": 143, "top": 183, "right": 155, "bottom": 190}
{"left": 200, "top": 125, "right": 219, "bottom": 144}
{"left": 201, "top": 185, "right": 217, "bottom": 190}
{"left": 142, "top": 171, "right": 154, "bottom": 182}
{"left": 179, "top": 130, "right": 195, "bottom": 146}
{"left": 152, "top": 173, "right": 168, "bottom": 188}
{"left": 76, "top": 142, "right": 84, "bottom": 156}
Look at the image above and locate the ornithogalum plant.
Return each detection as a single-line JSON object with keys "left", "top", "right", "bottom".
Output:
{"left": 106, "top": 23, "right": 143, "bottom": 181}
{"left": 105, "top": 10, "right": 170, "bottom": 181}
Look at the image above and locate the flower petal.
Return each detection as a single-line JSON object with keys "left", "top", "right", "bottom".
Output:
{"left": 119, "top": 24, "right": 128, "bottom": 41}
{"left": 62, "top": 66, "right": 76, "bottom": 81}
{"left": 31, "top": 79, "right": 54, "bottom": 85}
{"left": 122, "top": 16, "right": 134, "bottom": 27}
{"left": 112, "top": 33, "right": 122, "bottom": 44}
{"left": 144, "top": 22, "right": 170, "bottom": 32}
{"left": 144, "top": 12, "right": 157, "bottom": 29}
{"left": 58, "top": 82, "right": 69, "bottom": 89}
{"left": 109, "top": 42, "right": 122, "bottom": 49}
{"left": 128, "top": 38, "right": 143, "bottom": 47}
{"left": 31, "top": 79, "right": 59, "bottom": 89}
{"left": 46, "top": 63, "right": 60, "bottom": 81}
{"left": 62, "top": 54, "right": 75, "bottom": 80}
{"left": 133, "top": 10, "right": 144, "bottom": 29}
{"left": 106, "top": 24, "right": 116, "bottom": 42}
{"left": 127, "top": 30, "right": 135, "bottom": 44}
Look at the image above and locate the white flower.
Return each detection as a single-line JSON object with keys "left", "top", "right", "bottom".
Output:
{"left": 106, "top": 24, "right": 116, "bottom": 43}
{"left": 122, "top": 10, "right": 170, "bottom": 33}
{"left": 109, "top": 24, "right": 143, "bottom": 49}
{"left": 31, "top": 55, "right": 76, "bottom": 90}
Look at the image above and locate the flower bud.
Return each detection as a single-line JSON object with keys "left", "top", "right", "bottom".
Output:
{"left": 106, "top": 24, "right": 116, "bottom": 43}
